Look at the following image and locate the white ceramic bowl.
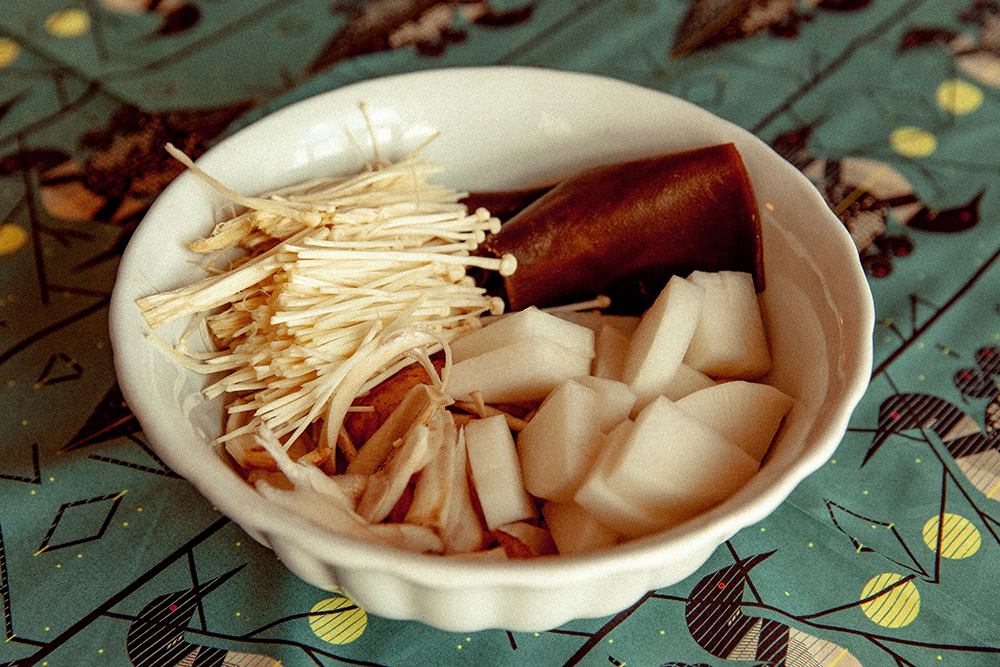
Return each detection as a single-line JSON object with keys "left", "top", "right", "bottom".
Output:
{"left": 110, "top": 67, "right": 874, "bottom": 632}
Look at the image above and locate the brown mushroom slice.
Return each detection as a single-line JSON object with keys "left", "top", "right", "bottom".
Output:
{"left": 256, "top": 468, "right": 442, "bottom": 553}
{"left": 405, "top": 421, "right": 487, "bottom": 554}
{"left": 355, "top": 404, "right": 454, "bottom": 524}
{"left": 345, "top": 383, "right": 451, "bottom": 476}
{"left": 345, "top": 360, "right": 442, "bottom": 446}
{"left": 482, "top": 143, "right": 764, "bottom": 314}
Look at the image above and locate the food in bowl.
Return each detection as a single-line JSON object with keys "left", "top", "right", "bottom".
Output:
{"left": 136, "top": 126, "right": 796, "bottom": 559}
{"left": 110, "top": 66, "right": 874, "bottom": 632}
{"left": 480, "top": 141, "right": 764, "bottom": 313}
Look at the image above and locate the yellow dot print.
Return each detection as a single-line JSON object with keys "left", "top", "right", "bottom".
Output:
{"left": 0, "top": 224, "right": 28, "bottom": 255}
{"left": 936, "top": 79, "right": 983, "bottom": 115}
{"left": 860, "top": 573, "right": 920, "bottom": 628}
{"left": 45, "top": 9, "right": 90, "bottom": 38}
{"left": 309, "top": 596, "right": 367, "bottom": 644}
{"left": 0, "top": 38, "right": 20, "bottom": 68}
{"left": 922, "top": 513, "right": 981, "bottom": 559}
{"left": 889, "top": 127, "right": 937, "bottom": 158}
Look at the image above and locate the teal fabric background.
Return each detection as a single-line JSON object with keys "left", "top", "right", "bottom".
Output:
{"left": 2, "top": 1, "right": 1000, "bottom": 665}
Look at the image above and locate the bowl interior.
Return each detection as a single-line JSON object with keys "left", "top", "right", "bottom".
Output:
{"left": 110, "top": 67, "right": 873, "bottom": 589}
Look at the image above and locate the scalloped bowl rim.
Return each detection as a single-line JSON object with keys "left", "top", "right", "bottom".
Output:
{"left": 110, "top": 66, "right": 874, "bottom": 629}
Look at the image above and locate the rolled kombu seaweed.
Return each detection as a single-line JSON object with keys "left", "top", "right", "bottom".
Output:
{"left": 480, "top": 143, "right": 764, "bottom": 315}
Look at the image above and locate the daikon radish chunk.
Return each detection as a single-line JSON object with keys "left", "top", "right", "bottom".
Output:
{"left": 661, "top": 363, "right": 716, "bottom": 401}
{"left": 605, "top": 397, "right": 758, "bottom": 528}
{"left": 541, "top": 500, "right": 621, "bottom": 555}
{"left": 517, "top": 379, "right": 604, "bottom": 501}
{"left": 570, "top": 375, "right": 637, "bottom": 433}
{"left": 683, "top": 270, "right": 770, "bottom": 379}
{"left": 594, "top": 323, "right": 630, "bottom": 382}
{"left": 554, "top": 311, "right": 640, "bottom": 336}
{"left": 630, "top": 363, "right": 716, "bottom": 418}
{"left": 464, "top": 415, "right": 536, "bottom": 530}
{"left": 449, "top": 306, "right": 595, "bottom": 363}
{"left": 573, "top": 420, "right": 666, "bottom": 538}
{"left": 446, "top": 336, "right": 592, "bottom": 403}
{"left": 682, "top": 271, "right": 731, "bottom": 375}
{"left": 720, "top": 269, "right": 771, "bottom": 378}
{"left": 404, "top": 415, "right": 458, "bottom": 529}
{"left": 622, "top": 274, "right": 704, "bottom": 405}
{"left": 439, "top": 429, "right": 489, "bottom": 552}
{"left": 675, "top": 381, "right": 793, "bottom": 462}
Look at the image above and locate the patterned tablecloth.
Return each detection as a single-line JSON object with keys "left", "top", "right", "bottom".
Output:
{"left": 3, "top": 1, "right": 1000, "bottom": 665}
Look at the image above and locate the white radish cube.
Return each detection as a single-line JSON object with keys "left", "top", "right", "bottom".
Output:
{"left": 603, "top": 314, "right": 641, "bottom": 336}
{"left": 571, "top": 375, "right": 637, "bottom": 432}
{"left": 551, "top": 310, "right": 604, "bottom": 332}
{"left": 630, "top": 362, "right": 718, "bottom": 418}
{"left": 605, "top": 396, "right": 759, "bottom": 527}
{"left": 661, "top": 363, "right": 716, "bottom": 401}
{"left": 541, "top": 500, "right": 621, "bottom": 555}
{"left": 683, "top": 270, "right": 770, "bottom": 379}
{"left": 446, "top": 336, "right": 593, "bottom": 403}
{"left": 632, "top": 363, "right": 717, "bottom": 417}
{"left": 683, "top": 271, "right": 736, "bottom": 374}
{"left": 464, "top": 415, "right": 537, "bottom": 530}
{"left": 675, "top": 380, "right": 793, "bottom": 461}
{"left": 622, "top": 275, "right": 705, "bottom": 406}
{"left": 517, "top": 379, "right": 604, "bottom": 501}
{"left": 450, "top": 306, "right": 595, "bottom": 362}
{"left": 573, "top": 420, "right": 666, "bottom": 538}
{"left": 556, "top": 311, "right": 640, "bottom": 337}
{"left": 594, "top": 322, "right": 630, "bottom": 382}
{"left": 720, "top": 270, "right": 771, "bottom": 378}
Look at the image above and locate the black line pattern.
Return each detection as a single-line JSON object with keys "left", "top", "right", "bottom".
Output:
{"left": 0, "top": 524, "right": 11, "bottom": 642}
{"left": 33, "top": 352, "right": 81, "bottom": 387}
{"left": 8, "top": 517, "right": 231, "bottom": 664}
{"left": 650, "top": 544, "right": 1000, "bottom": 666}
{"left": 34, "top": 491, "right": 127, "bottom": 554}
{"left": 826, "top": 500, "right": 929, "bottom": 578}
{"left": 87, "top": 454, "right": 181, "bottom": 479}
{"left": 3, "top": 0, "right": 1000, "bottom": 665}
{"left": 62, "top": 383, "right": 141, "bottom": 452}
{"left": 0, "top": 444, "right": 40, "bottom": 486}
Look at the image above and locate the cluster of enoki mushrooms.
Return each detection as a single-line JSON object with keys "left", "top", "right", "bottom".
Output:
{"left": 136, "top": 126, "right": 526, "bottom": 554}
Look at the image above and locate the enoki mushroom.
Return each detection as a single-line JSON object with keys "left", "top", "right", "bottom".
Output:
{"left": 138, "top": 132, "right": 515, "bottom": 461}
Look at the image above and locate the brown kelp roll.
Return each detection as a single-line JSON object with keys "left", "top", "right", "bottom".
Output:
{"left": 482, "top": 143, "right": 764, "bottom": 314}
